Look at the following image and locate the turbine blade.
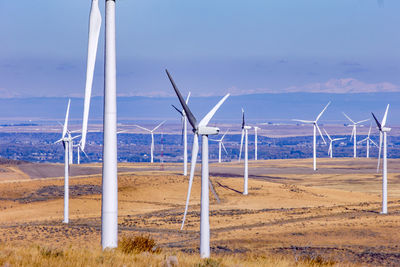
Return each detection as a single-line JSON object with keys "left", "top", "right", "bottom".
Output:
{"left": 133, "top": 125, "right": 151, "bottom": 132}
{"left": 81, "top": 0, "right": 102, "bottom": 151}
{"left": 323, "top": 128, "right": 332, "bottom": 141}
{"left": 185, "top": 92, "right": 191, "bottom": 104}
{"left": 342, "top": 112, "right": 355, "bottom": 124}
{"left": 166, "top": 69, "right": 197, "bottom": 129}
{"left": 181, "top": 134, "right": 199, "bottom": 230}
{"left": 199, "top": 94, "right": 230, "bottom": 127}
{"left": 328, "top": 143, "right": 332, "bottom": 154}
{"left": 208, "top": 179, "right": 220, "bottom": 203}
{"left": 355, "top": 119, "right": 370, "bottom": 125}
{"left": 315, "top": 101, "right": 331, "bottom": 122}
{"left": 368, "top": 124, "right": 372, "bottom": 137}
{"left": 241, "top": 108, "right": 245, "bottom": 129}
{"left": 239, "top": 129, "right": 244, "bottom": 161}
{"left": 221, "top": 129, "right": 229, "bottom": 141}
{"left": 221, "top": 142, "right": 228, "bottom": 155}
{"left": 350, "top": 126, "right": 355, "bottom": 142}
{"left": 181, "top": 117, "right": 184, "bottom": 145}
{"left": 357, "top": 137, "right": 368, "bottom": 144}
{"left": 371, "top": 112, "right": 382, "bottom": 131}
{"left": 54, "top": 139, "right": 63, "bottom": 144}
{"left": 377, "top": 132, "right": 382, "bottom": 172}
{"left": 152, "top": 120, "right": 166, "bottom": 132}
{"left": 171, "top": 104, "right": 183, "bottom": 116}
{"left": 71, "top": 135, "right": 81, "bottom": 140}
{"left": 292, "top": 119, "right": 314, "bottom": 124}
{"left": 370, "top": 139, "right": 378, "bottom": 148}
{"left": 62, "top": 99, "right": 71, "bottom": 139}
{"left": 316, "top": 124, "right": 326, "bottom": 144}
{"left": 82, "top": 148, "right": 90, "bottom": 160}
{"left": 382, "top": 104, "right": 390, "bottom": 128}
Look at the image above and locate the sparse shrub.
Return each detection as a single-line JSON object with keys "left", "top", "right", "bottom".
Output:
{"left": 119, "top": 234, "right": 161, "bottom": 254}
{"left": 39, "top": 246, "right": 64, "bottom": 258}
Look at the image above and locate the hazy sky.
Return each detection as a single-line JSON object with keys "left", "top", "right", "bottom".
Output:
{"left": 0, "top": 0, "right": 399, "bottom": 97}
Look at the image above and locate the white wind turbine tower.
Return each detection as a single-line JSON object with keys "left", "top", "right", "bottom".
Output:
{"left": 166, "top": 69, "right": 229, "bottom": 259}
{"left": 254, "top": 126, "right": 260, "bottom": 161}
{"left": 323, "top": 129, "right": 345, "bottom": 158}
{"left": 171, "top": 92, "right": 191, "bottom": 176}
{"left": 55, "top": 100, "right": 80, "bottom": 223}
{"left": 372, "top": 104, "right": 391, "bottom": 214}
{"left": 210, "top": 129, "right": 229, "bottom": 163}
{"left": 78, "top": 0, "right": 102, "bottom": 165}
{"left": 342, "top": 112, "right": 369, "bottom": 158}
{"left": 293, "top": 102, "right": 330, "bottom": 171}
{"left": 239, "top": 108, "right": 251, "bottom": 195}
{"left": 101, "top": 0, "right": 118, "bottom": 249}
{"left": 69, "top": 138, "right": 73, "bottom": 165}
{"left": 357, "top": 124, "right": 378, "bottom": 158}
{"left": 74, "top": 0, "right": 116, "bottom": 249}
{"left": 134, "top": 121, "right": 166, "bottom": 163}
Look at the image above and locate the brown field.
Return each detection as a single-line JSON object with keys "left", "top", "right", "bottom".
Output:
{"left": 0, "top": 158, "right": 400, "bottom": 266}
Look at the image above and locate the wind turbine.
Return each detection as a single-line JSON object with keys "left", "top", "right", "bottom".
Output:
{"left": 102, "top": 0, "right": 118, "bottom": 249}
{"left": 342, "top": 113, "right": 369, "bottom": 158}
{"left": 293, "top": 102, "right": 330, "bottom": 171}
{"left": 166, "top": 69, "right": 229, "bottom": 259}
{"left": 79, "top": 0, "right": 102, "bottom": 165}
{"left": 254, "top": 126, "right": 260, "bottom": 161}
{"left": 357, "top": 124, "right": 378, "bottom": 158}
{"left": 210, "top": 129, "right": 229, "bottom": 163}
{"left": 372, "top": 104, "right": 391, "bottom": 214}
{"left": 239, "top": 108, "right": 251, "bottom": 195}
{"left": 55, "top": 100, "right": 80, "bottom": 223}
{"left": 134, "top": 121, "right": 166, "bottom": 163}
{"left": 171, "top": 92, "right": 191, "bottom": 176}
{"left": 323, "top": 129, "right": 345, "bottom": 158}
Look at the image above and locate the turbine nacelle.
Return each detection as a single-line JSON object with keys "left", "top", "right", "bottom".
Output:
{"left": 197, "top": 126, "right": 220, "bottom": 136}
{"left": 244, "top": 126, "right": 252, "bottom": 130}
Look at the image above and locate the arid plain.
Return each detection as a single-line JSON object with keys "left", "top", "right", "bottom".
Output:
{"left": 1, "top": 158, "right": 400, "bottom": 266}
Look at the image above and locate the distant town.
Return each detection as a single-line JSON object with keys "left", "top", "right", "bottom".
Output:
{"left": 1, "top": 127, "right": 399, "bottom": 164}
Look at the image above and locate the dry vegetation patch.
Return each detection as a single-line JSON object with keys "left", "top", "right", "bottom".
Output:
{"left": 119, "top": 234, "right": 161, "bottom": 254}
{"left": 0, "top": 243, "right": 353, "bottom": 267}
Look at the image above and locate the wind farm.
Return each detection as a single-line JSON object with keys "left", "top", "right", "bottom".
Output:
{"left": 0, "top": 99, "right": 398, "bottom": 266}
{"left": 1, "top": 0, "right": 399, "bottom": 266}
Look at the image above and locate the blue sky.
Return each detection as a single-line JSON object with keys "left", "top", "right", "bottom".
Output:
{"left": 0, "top": 0, "right": 399, "bottom": 97}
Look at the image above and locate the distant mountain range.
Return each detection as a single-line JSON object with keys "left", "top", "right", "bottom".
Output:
{"left": 0, "top": 92, "right": 398, "bottom": 124}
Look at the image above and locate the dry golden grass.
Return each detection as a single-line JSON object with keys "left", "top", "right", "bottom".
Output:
{"left": 0, "top": 158, "right": 399, "bottom": 266}
{"left": 0, "top": 243, "right": 352, "bottom": 267}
